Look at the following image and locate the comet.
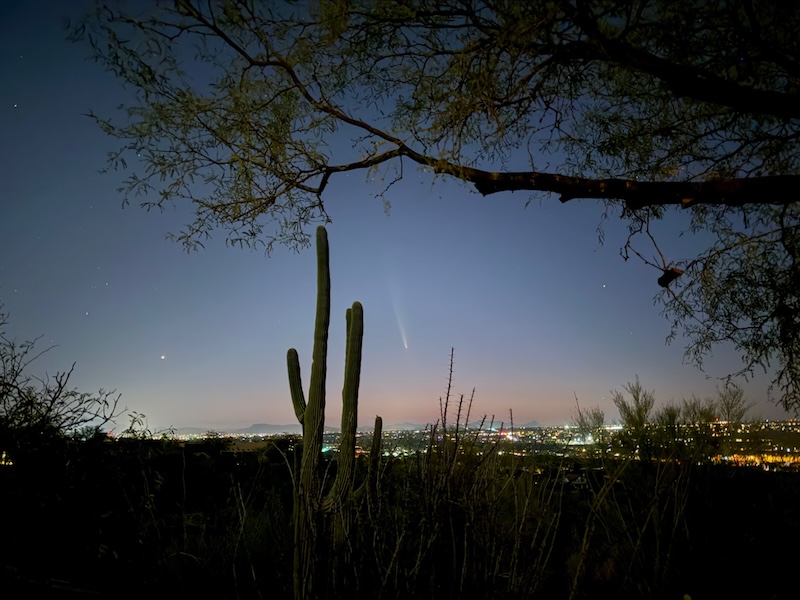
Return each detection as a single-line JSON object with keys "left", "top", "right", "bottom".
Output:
{"left": 390, "top": 286, "right": 409, "bottom": 350}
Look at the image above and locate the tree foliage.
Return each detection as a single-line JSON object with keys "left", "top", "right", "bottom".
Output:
{"left": 571, "top": 398, "right": 606, "bottom": 445}
{"left": 73, "top": 0, "right": 800, "bottom": 410}
{"left": 715, "top": 382, "right": 754, "bottom": 422}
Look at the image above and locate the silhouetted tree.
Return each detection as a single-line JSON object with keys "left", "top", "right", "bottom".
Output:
{"left": 0, "top": 304, "right": 121, "bottom": 465}
{"left": 612, "top": 377, "right": 655, "bottom": 455}
{"left": 653, "top": 402, "right": 681, "bottom": 453}
{"left": 73, "top": 0, "right": 800, "bottom": 411}
{"left": 715, "top": 383, "right": 754, "bottom": 423}
{"left": 614, "top": 378, "right": 655, "bottom": 431}
{"left": 681, "top": 395, "right": 717, "bottom": 425}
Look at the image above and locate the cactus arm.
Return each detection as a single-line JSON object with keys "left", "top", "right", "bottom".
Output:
{"left": 343, "top": 302, "right": 364, "bottom": 414}
{"left": 368, "top": 415, "right": 382, "bottom": 471}
{"left": 323, "top": 301, "right": 364, "bottom": 512}
{"left": 287, "top": 348, "right": 306, "bottom": 425}
{"left": 355, "top": 415, "right": 383, "bottom": 502}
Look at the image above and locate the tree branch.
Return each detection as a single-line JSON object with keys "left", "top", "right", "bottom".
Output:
{"left": 571, "top": 1, "right": 800, "bottom": 120}
{"left": 424, "top": 162, "right": 799, "bottom": 210}
{"left": 587, "top": 38, "right": 800, "bottom": 121}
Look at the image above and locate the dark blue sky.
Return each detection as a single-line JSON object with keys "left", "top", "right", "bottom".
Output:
{"left": 1, "top": 1, "right": 789, "bottom": 430}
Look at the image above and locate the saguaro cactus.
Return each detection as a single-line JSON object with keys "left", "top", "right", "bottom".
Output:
{"left": 287, "top": 225, "right": 381, "bottom": 600}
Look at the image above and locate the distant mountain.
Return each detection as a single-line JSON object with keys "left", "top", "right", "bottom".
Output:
{"left": 170, "top": 426, "right": 211, "bottom": 435}
{"left": 172, "top": 423, "right": 327, "bottom": 435}
{"left": 385, "top": 421, "right": 511, "bottom": 431}
{"left": 467, "top": 419, "right": 544, "bottom": 429}
{"left": 467, "top": 419, "right": 500, "bottom": 430}
{"left": 381, "top": 420, "right": 545, "bottom": 432}
{"left": 170, "top": 419, "right": 545, "bottom": 436}
{"left": 236, "top": 423, "right": 303, "bottom": 434}
{"left": 388, "top": 422, "right": 427, "bottom": 431}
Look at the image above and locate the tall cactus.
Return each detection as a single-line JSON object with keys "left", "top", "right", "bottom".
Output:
{"left": 287, "top": 225, "right": 380, "bottom": 600}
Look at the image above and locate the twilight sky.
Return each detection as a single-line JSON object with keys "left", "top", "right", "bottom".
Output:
{"left": 1, "top": 1, "right": 791, "bottom": 431}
